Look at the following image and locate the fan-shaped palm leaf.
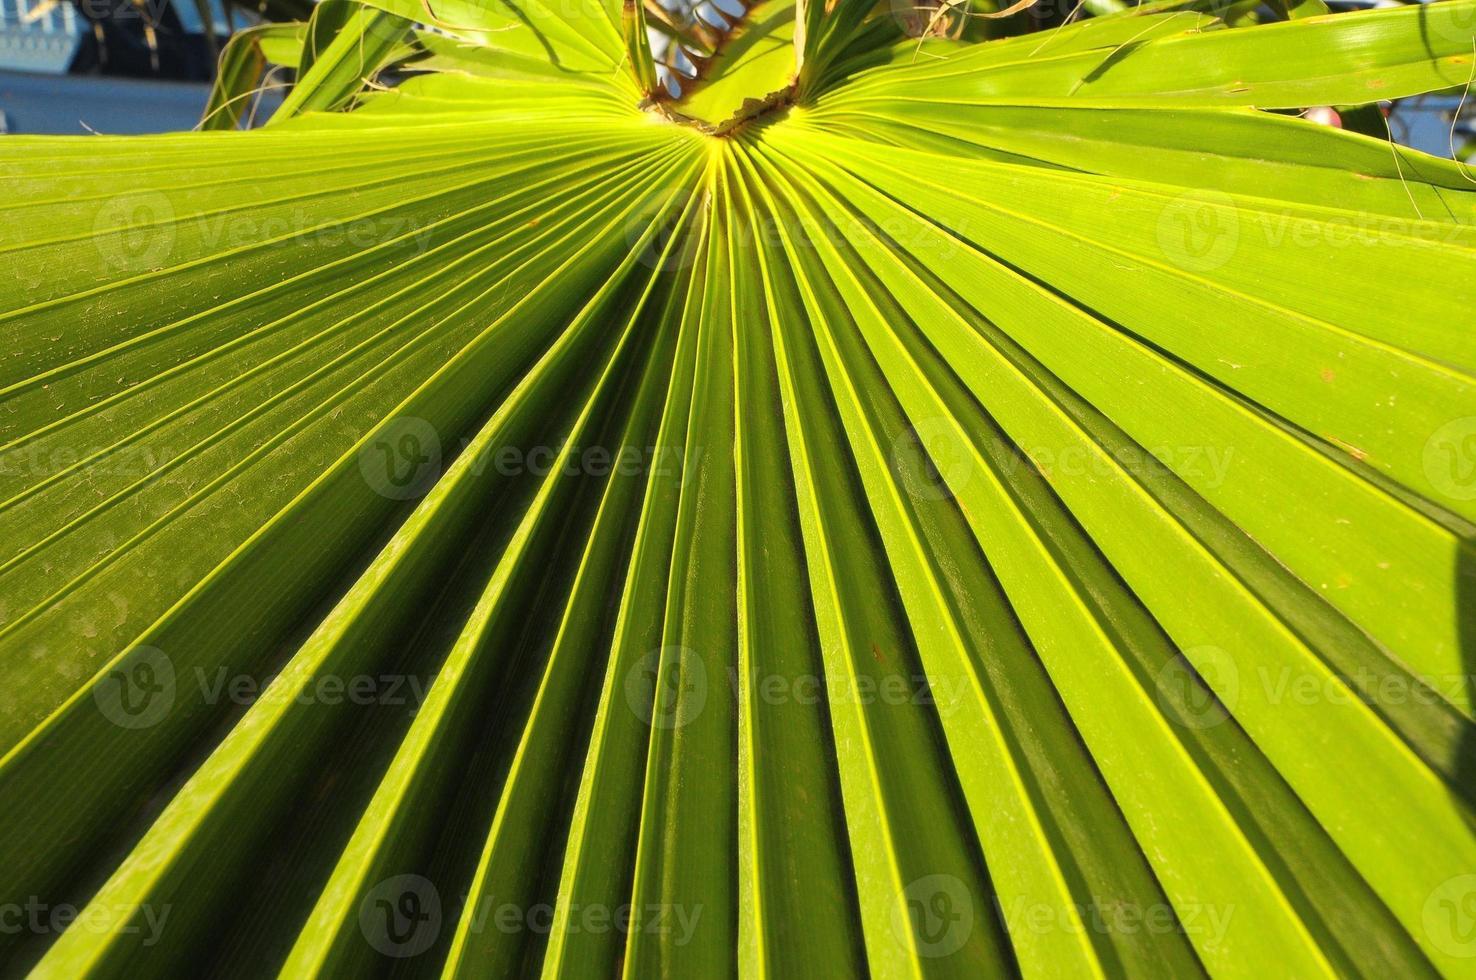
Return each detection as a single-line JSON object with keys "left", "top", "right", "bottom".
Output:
{"left": 2, "top": 0, "right": 1476, "bottom": 975}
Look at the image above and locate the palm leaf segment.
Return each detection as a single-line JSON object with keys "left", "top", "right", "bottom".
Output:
{"left": 3, "top": 0, "right": 1476, "bottom": 975}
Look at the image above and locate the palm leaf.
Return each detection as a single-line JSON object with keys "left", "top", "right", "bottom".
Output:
{"left": 2, "top": 0, "right": 1476, "bottom": 975}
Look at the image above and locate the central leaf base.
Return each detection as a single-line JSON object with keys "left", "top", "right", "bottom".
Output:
{"left": 658, "top": 0, "right": 797, "bottom": 130}
{"left": 647, "top": 84, "right": 796, "bottom": 137}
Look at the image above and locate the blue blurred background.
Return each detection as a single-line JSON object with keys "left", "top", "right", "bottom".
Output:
{"left": 0, "top": 0, "right": 286, "bottom": 133}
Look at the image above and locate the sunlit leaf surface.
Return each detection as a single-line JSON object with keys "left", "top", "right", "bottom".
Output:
{"left": 2, "top": 0, "right": 1476, "bottom": 975}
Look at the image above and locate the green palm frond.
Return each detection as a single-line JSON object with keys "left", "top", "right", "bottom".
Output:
{"left": 3, "top": 0, "right": 1476, "bottom": 975}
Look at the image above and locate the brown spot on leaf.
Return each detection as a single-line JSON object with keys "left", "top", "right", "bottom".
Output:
{"left": 1328, "top": 435, "right": 1369, "bottom": 461}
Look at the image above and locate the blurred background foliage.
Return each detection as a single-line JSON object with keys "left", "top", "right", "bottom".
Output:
{"left": 0, "top": 0, "right": 1469, "bottom": 155}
